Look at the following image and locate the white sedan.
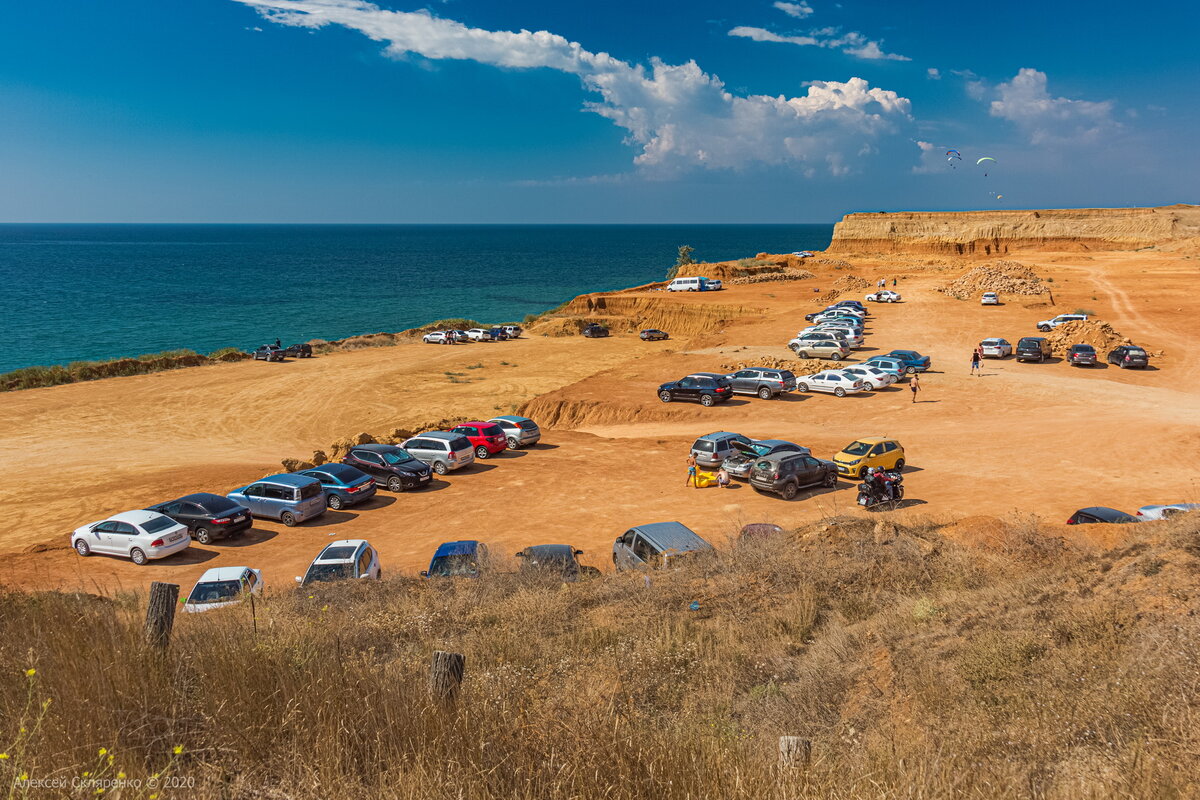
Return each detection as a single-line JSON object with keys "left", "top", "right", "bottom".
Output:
{"left": 72, "top": 510, "right": 190, "bottom": 565}
{"left": 979, "top": 338, "right": 1012, "bottom": 358}
{"left": 796, "top": 370, "right": 867, "bottom": 397}
{"left": 865, "top": 290, "right": 901, "bottom": 303}
{"left": 840, "top": 365, "right": 896, "bottom": 390}
{"left": 981, "top": 292, "right": 1000, "bottom": 305}
{"left": 184, "top": 566, "right": 263, "bottom": 613}
{"left": 422, "top": 331, "right": 449, "bottom": 344}
{"left": 1136, "top": 503, "right": 1199, "bottom": 520}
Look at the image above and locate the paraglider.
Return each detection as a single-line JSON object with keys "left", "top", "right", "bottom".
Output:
{"left": 977, "top": 156, "right": 996, "bottom": 177}
{"left": 947, "top": 150, "right": 962, "bottom": 158}
{"left": 946, "top": 149, "right": 962, "bottom": 169}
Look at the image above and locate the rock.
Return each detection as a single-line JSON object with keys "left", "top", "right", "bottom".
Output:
{"left": 311, "top": 450, "right": 328, "bottom": 466}
{"left": 937, "top": 261, "right": 1047, "bottom": 300}
{"left": 281, "top": 458, "right": 315, "bottom": 472}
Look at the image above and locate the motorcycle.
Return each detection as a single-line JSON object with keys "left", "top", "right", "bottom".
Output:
{"left": 857, "top": 471, "right": 905, "bottom": 509}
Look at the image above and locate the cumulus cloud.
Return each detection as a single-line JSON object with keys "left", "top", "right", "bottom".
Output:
{"left": 926, "top": 67, "right": 940, "bottom": 80}
{"left": 773, "top": 1, "right": 814, "bottom": 18}
{"left": 729, "top": 23, "right": 909, "bottom": 61}
{"left": 989, "top": 68, "right": 1115, "bottom": 145}
{"left": 233, "top": 0, "right": 912, "bottom": 173}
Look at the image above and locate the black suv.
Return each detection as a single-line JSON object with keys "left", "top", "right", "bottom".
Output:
{"left": 582, "top": 322, "right": 609, "bottom": 338}
{"left": 1015, "top": 336, "right": 1051, "bottom": 362}
{"left": 341, "top": 444, "right": 433, "bottom": 492}
{"left": 145, "top": 492, "right": 252, "bottom": 544}
{"left": 283, "top": 343, "right": 313, "bottom": 358}
{"left": 1108, "top": 345, "right": 1148, "bottom": 369}
{"left": 749, "top": 452, "right": 838, "bottom": 500}
{"left": 658, "top": 373, "right": 734, "bottom": 406}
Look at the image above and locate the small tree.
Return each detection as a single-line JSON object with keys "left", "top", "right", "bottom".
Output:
{"left": 665, "top": 245, "right": 695, "bottom": 281}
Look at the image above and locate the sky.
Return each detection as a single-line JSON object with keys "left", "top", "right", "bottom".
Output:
{"left": 0, "top": 0, "right": 1196, "bottom": 223}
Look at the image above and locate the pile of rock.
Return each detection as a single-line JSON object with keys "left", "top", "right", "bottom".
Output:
{"left": 729, "top": 269, "right": 816, "bottom": 285}
{"left": 281, "top": 417, "right": 471, "bottom": 471}
{"left": 938, "top": 260, "right": 1047, "bottom": 300}
{"left": 817, "top": 275, "right": 871, "bottom": 302}
{"left": 814, "top": 258, "right": 854, "bottom": 268}
{"left": 1042, "top": 320, "right": 1139, "bottom": 358}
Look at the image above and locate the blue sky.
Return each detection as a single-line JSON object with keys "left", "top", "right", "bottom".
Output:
{"left": 0, "top": 0, "right": 1195, "bottom": 222}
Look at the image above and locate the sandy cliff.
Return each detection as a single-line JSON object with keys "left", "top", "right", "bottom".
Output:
{"left": 827, "top": 204, "right": 1200, "bottom": 255}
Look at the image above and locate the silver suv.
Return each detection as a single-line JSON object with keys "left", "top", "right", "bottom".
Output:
{"left": 724, "top": 368, "right": 796, "bottom": 399}
{"left": 690, "top": 431, "right": 751, "bottom": 469}
{"left": 400, "top": 432, "right": 476, "bottom": 474}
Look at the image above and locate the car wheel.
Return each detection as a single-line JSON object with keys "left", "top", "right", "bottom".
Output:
{"left": 130, "top": 548, "right": 148, "bottom": 565}
{"left": 280, "top": 511, "right": 296, "bottom": 527}
{"left": 797, "top": 382, "right": 809, "bottom": 392}
{"left": 327, "top": 495, "right": 343, "bottom": 510}
{"left": 507, "top": 437, "right": 520, "bottom": 450}
{"left": 1038, "top": 325, "right": 1050, "bottom": 332}
{"left": 699, "top": 394, "right": 715, "bottom": 407}
{"left": 895, "top": 458, "right": 905, "bottom": 470}
{"left": 834, "top": 387, "right": 846, "bottom": 397}
{"left": 475, "top": 445, "right": 490, "bottom": 459}
{"left": 659, "top": 391, "right": 673, "bottom": 403}
{"left": 194, "top": 526, "right": 212, "bottom": 545}
{"left": 823, "top": 471, "right": 837, "bottom": 488}
{"left": 74, "top": 539, "right": 91, "bottom": 557}
{"left": 831, "top": 354, "right": 842, "bottom": 362}
{"left": 757, "top": 386, "right": 772, "bottom": 400}
{"left": 781, "top": 482, "right": 798, "bottom": 500}
{"left": 905, "top": 366, "right": 916, "bottom": 374}
{"left": 433, "top": 462, "right": 448, "bottom": 475}
{"left": 387, "top": 476, "right": 404, "bottom": 492}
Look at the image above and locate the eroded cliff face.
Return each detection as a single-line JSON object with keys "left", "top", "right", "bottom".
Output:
{"left": 826, "top": 204, "right": 1200, "bottom": 255}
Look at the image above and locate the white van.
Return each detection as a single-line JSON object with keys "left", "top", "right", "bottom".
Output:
{"left": 667, "top": 276, "right": 708, "bottom": 292}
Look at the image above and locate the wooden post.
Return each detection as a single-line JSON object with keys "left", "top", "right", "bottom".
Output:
{"left": 429, "top": 650, "right": 465, "bottom": 703}
{"left": 778, "top": 736, "right": 811, "bottom": 768}
{"left": 144, "top": 582, "right": 179, "bottom": 649}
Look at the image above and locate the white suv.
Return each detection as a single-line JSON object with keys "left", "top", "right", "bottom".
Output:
{"left": 184, "top": 566, "right": 263, "bottom": 613}
{"left": 72, "top": 510, "right": 190, "bottom": 565}
{"left": 466, "top": 328, "right": 494, "bottom": 341}
{"left": 296, "top": 540, "right": 382, "bottom": 586}
{"left": 1037, "top": 313, "right": 1087, "bottom": 332}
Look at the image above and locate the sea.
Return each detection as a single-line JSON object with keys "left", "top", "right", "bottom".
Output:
{"left": 0, "top": 224, "right": 833, "bottom": 374}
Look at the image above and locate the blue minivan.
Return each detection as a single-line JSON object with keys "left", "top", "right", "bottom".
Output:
{"left": 228, "top": 473, "right": 326, "bottom": 527}
{"left": 298, "top": 464, "right": 377, "bottom": 510}
{"left": 421, "top": 540, "right": 490, "bottom": 578}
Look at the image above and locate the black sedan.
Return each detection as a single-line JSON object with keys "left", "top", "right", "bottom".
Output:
{"left": 582, "top": 323, "right": 609, "bottom": 338}
{"left": 1066, "top": 344, "right": 1097, "bottom": 366}
{"left": 283, "top": 342, "right": 313, "bottom": 358}
{"left": 1066, "top": 507, "right": 1141, "bottom": 525}
{"left": 516, "top": 544, "right": 600, "bottom": 581}
{"left": 145, "top": 492, "right": 252, "bottom": 544}
{"left": 639, "top": 329, "right": 669, "bottom": 341}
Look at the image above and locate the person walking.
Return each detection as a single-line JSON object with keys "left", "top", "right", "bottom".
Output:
{"left": 685, "top": 454, "right": 698, "bottom": 488}
{"left": 892, "top": 277, "right": 897, "bottom": 287}
{"left": 971, "top": 350, "right": 982, "bottom": 376}
{"left": 909, "top": 372, "right": 921, "bottom": 403}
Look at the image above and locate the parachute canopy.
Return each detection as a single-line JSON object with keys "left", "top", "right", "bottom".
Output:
{"left": 947, "top": 149, "right": 962, "bottom": 158}
{"left": 976, "top": 157, "right": 996, "bottom": 165}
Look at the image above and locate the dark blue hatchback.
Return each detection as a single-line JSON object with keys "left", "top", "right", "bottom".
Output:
{"left": 421, "top": 540, "right": 490, "bottom": 578}
{"left": 298, "top": 464, "right": 377, "bottom": 511}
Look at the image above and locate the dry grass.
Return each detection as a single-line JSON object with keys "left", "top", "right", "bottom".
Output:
{"left": 2, "top": 514, "right": 1199, "bottom": 798}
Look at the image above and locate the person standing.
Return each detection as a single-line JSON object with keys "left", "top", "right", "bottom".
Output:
{"left": 686, "top": 454, "right": 698, "bottom": 488}
{"left": 909, "top": 372, "right": 921, "bottom": 403}
{"left": 971, "top": 350, "right": 982, "bottom": 375}
{"left": 892, "top": 277, "right": 897, "bottom": 287}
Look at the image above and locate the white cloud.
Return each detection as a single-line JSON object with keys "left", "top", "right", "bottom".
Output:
{"left": 729, "top": 24, "right": 909, "bottom": 61}
{"left": 773, "top": 1, "right": 814, "bottom": 18}
{"left": 989, "top": 68, "right": 1115, "bottom": 145}
{"left": 926, "top": 67, "right": 940, "bottom": 80}
{"left": 233, "top": 0, "right": 912, "bottom": 173}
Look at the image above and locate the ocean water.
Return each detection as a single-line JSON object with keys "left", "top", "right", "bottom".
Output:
{"left": 0, "top": 224, "right": 832, "bottom": 374}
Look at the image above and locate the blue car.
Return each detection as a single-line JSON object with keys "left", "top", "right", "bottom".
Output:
{"left": 863, "top": 356, "right": 907, "bottom": 380}
{"left": 298, "top": 464, "right": 378, "bottom": 511}
{"left": 421, "top": 540, "right": 491, "bottom": 578}
{"left": 885, "top": 350, "right": 932, "bottom": 374}
{"left": 228, "top": 473, "right": 326, "bottom": 527}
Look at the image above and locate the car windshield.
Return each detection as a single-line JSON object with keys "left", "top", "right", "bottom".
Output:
{"left": 842, "top": 441, "right": 872, "bottom": 456}
{"left": 518, "top": 420, "right": 538, "bottom": 430}
{"left": 382, "top": 450, "right": 417, "bottom": 465}
{"left": 304, "top": 563, "right": 353, "bottom": 584}
{"left": 298, "top": 483, "right": 322, "bottom": 500}
{"left": 692, "top": 441, "right": 715, "bottom": 453}
{"left": 428, "top": 554, "right": 480, "bottom": 577}
{"left": 1074, "top": 345, "right": 1095, "bottom": 352}
{"left": 141, "top": 516, "right": 177, "bottom": 534}
{"left": 187, "top": 580, "right": 243, "bottom": 605}
{"left": 1127, "top": 348, "right": 1146, "bottom": 355}
{"left": 748, "top": 443, "right": 776, "bottom": 456}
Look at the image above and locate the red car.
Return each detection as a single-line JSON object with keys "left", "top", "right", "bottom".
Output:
{"left": 446, "top": 422, "right": 508, "bottom": 459}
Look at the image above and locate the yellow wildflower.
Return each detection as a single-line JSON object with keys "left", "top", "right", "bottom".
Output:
{"left": 98, "top": 748, "right": 107, "bottom": 756}
{"left": 173, "top": 745, "right": 183, "bottom": 755}
{"left": 24, "top": 668, "right": 36, "bottom": 677}
{"left": 0, "top": 753, "right": 8, "bottom": 759}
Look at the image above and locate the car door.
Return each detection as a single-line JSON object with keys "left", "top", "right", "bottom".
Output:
{"left": 729, "top": 370, "right": 754, "bottom": 394}
{"left": 349, "top": 450, "right": 387, "bottom": 481}
{"left": 88, "top": 521, "right": 118, "bottom": 554}
{"left": 613, "top": 529, "right": 641, "bottom": 570}
{"left": 676, "top": 376, "right": 698, "bottom": 401}
{"left": 241, "top": 483, "right": 266, "bottom": 516}
{"left": 177, "top": 502, "right": 205, "bottom": 530}
{"left": 109, "top": 521, "right": 139, "bottom": 556}
{"left": 866, "top": 443, "right": 886, "bottom": 469}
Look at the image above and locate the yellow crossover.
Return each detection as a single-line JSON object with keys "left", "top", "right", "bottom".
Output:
{"left": 833, "top": 436, "right": 905, "bottom": 478}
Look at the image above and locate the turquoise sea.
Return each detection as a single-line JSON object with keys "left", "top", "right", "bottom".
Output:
{"left": 0, "top": 224, "right": 833, "bottom": 373}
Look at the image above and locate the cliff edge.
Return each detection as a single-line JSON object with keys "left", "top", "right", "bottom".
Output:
{"left": 826, "top": 204, "right": 1200, "bottom": 255}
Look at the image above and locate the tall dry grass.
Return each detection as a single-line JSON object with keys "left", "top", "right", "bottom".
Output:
{"left": 2, "top": 514, "right": 1200, "bottom": 798}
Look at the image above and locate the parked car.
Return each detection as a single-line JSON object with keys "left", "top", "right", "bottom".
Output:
{"left": 466, "top": 328, "right": 494, "bottom": 342}
{"left": 487, "top": 327, "right": 509, "bottom": 341}
{"left": 448, "top": 330, "right": 472, "bottom": 343}
{"left": 832, "top": 436, "right": 905, "bottom": 479}
{"left": 447, "top": 421, "right": 508, "bottom": 459}
{"left": 830, "top": 301, "right": 868, "bottom": 315}
{"left": 883, "top": 350, "right": 931, "bottom": 374}
{"left": 865, "top": 290, "right": 901, "bottom": 303}
{"left": 790, "top": 340, "right": 849, "bottom": 361}
{"left": 706, "top": 279, "right": 724, "bottom": 291}
{"left": 400, "top": 431, "right": 476, "bottom": 474}
{"left": 487, "top": 415, "right": 541, "bottom": 449}
{"left": 791, "top": 251, "right": 814, "bottom": 258}
{"left": 341, "top": 444, "right": 432, "bottom": 491}
{"left": 516, "top": 544, "right": 599, "bottom": 581}
{"left": 791, "top": 331, "right": 850, "bottom": 350}
{"left": 1038, "top": 313, "right": 1088, "bottom": 332}
{"left": 810, "top": 309, "right": 862, "bottom": 325}
{"left": 228, "top": 473, "right": 326, "bottom": 527}
{"left": 1066, "top": 507, "right": 1140, "bottom": 525}
{"left": 667, "top": 276, "right": 708, "bottom": 292}
{"left": 1108, "top": 345, "right": 1149, "bottom": 369}
{"left": 423, "top": 331, "right": 451, "bottom": 344}
{"left": 749, "top": 453, "right": 839, "bottom": 500}
{"left": 253, "top": 344, "right": 284, "bottom": 362}
{"left": 613, "top": 522, "right": 713, "bottom": 571}
{"left": 296, "top": 539, "right": 382, "bottom": 586}
{"left": 690, "top": 431, "right": 752, "bottom": 469}
{"left": 1015, "top": 336, "right": 1052, "bottom": 362}
{"left": 863, "top": 356, "right": 907, "bottom": 380}
{"left": 723, "top": 439, "right": 810, "bottom": 479}
{"left": 979, "top": 337, "right": 1012, "bottom": 358}
{"left": 184, "top": 566, "right": 262, "bottom": 613}
{"left": 981, "top": 292, "right": 1000, "bottom": 305}
{"left": 839, "top": 365, "right": 896, "bottom": 390}
{"left": 1136, "top": 503, "right": 1200, "bottom": 520}
{"left": 500, "top": 325, "right": 522, "bottom": 339}
{"left": 796, "top": 370, "right": 867, "bottom": 397}
{"left": 811, "top": 326, "right": 863, "bottom": 347}
{"left": 145, "top": 492, "right": 252, "bottom": 545}
{"left": 72, "top": 510, "right": 190, "bottom": 564}
{"left": 658, "top": 373, "right": 734, "bottom": 406}
{"left": 421, "top": 540, "right": 491, "bottom": 578}
{"left": 1066, "top": 343, "right": 1098, "bottom": 366}
{"left": 639, "top": 329, "right": 670, "bottom": 341}
{"left": 283, "top": 342, "right": 313, "bottom": 358}
{"left": 298, "top": 463, "right": 378, "bottom": 510}
{"left": 582, "top": 322, "right": 609, "bottom": 338}
{"left": 724, "top": 367, "right": 797, "bottom": 399}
